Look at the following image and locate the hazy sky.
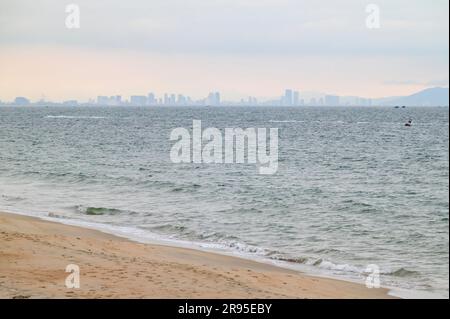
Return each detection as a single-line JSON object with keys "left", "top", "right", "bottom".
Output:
{"left": 0, "top": 0, "right": 448, "bottom": 101}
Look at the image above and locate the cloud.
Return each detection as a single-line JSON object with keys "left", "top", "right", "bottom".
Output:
{"left": 0, "top": 0, "right": 448, "bottom": 100}
{"left": 0, "top": 0, "right": 448, "bottom": 56}
{"left": 384, "top": 79, "right": 449, "bottom": 86}
{"left": 426, "top": 79, "right": 450, "bottom": 86}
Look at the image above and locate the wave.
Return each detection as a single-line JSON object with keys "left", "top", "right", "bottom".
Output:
{"left": 383, "top": 268, "right": 420, "bottom": 277}
{"left": 1, "top": 194, "right": 25, "bottom": 202}
{"left": 309, "top": 259, "right": 421, "bottom": 279}
{"left": 170, "top": 183, "right": 202, "bottom": 193}
{"left": 269, "top": 255, "right": 374, "bottom": 277}
{"left": 142, "top": 223, "right": 268, "bottom": 254}
{"left": 266, "top": 252, "right": 421, "bottom": 281}
{"left": 143, "top": 224, "right": 199, "bottom": 239}
{"left": 45, "top": 115, "right": 107, "bottom": 119}
{"left": 1, "top": 204, "right": 431, "bottom": 297}
{"left": 269, "top": 120, "right": 304, "bottom": 123}
{"left": 311, "top": 259, "right": 363, "bottom": 273}
{"left": 270, "top": 256, "right": 309, "bottom": 264}
{"left": 223, "top": 241, "right": 267, "bottom": 254}
{"left": 75, "top": 205, "right": 126, "bottom": 216}
{"left": 47, "top": 212, "right": 71, "bottom": 219}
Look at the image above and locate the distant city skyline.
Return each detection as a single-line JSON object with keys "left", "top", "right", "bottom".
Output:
{"left": 0, "top": 88, "right": 372, "bottom": 107}
{"left": 2, "top": 87, "right": 448, "bottom": 107}
{"left": 0, "top": 0, "right": 448, "bottom": 102}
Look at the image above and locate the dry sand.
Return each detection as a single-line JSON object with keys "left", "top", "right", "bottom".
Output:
{"left": 0, "top": 211, "right": 393, "bottom": 299}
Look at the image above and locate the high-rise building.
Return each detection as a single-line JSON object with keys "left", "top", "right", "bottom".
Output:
{"left": 325, "top": 95, "right": 340, "bottom": 106}
{"left": 130, "top": 95, "right": 147, "bottom": 106}
{"left": 105, "top": 95, "right": 121, "bottom": 106}
{"left": 207, "top": 92, "right": 221, "bottom": 106}
{"left": 293, "top": 91, "right": 300, "bottom": 106}
{"left": 177, "top": 94, "right": 187, "bottom": 106}
{"left": 97, "top": 96, "right": 109, "bottom": 105}
{"left": 170, "top": 94, "right": 176, "bottom": 105}
{"left": 215, "top": 92, "right": 221, "bottom": 106}
{"left": 62, "top": 100, "right": 78, "bottom": 106}
{"left": 284, "top": 89, "right": 293, "bottom": 106}
{"left": 163, "top": 94, "right": 169, "bottom": 105}
{"left": 14, "top": 97, "right": 30, "bottom": 105}
{"left": 147, "top": 93, "right": 156, "bottom": 105}
{"left": 207, "top": 93, "right": 214, "bottom": 106}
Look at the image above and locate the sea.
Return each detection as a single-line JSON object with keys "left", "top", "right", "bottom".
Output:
{"left": 0, "top": 106, "right": 448, "bottom": 298}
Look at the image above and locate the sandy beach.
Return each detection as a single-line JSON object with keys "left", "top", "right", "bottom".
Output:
{"left": 0, "top": 211, "right": 393, "bottom": 299}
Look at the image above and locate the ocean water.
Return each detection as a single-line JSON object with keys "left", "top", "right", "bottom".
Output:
{"left": 0, "top": 106, "right": 448, "bottom": 298}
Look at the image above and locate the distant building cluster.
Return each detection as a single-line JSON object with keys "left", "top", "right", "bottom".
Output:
{"left": 2, "top": 87, "right": 446, "bottom": 107}
{"left": 95, "top": 92, "right": 220, "bottom": 107}
{"left": 256, "top": 89, "right": 344, "bottom": 107}
{"left": 0, "top": 89, "right": 375, "bottom": 107}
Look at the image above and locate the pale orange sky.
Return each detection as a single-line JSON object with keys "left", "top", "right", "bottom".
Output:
{"left": 0, "top": 0, "right": 448, "bottom": 102}
{"left": 0, "top": 46, "right": 445, "bottom": 102}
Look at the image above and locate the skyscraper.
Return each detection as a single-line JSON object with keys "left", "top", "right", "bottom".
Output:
{"left": 164, "top": 94, "right": 169, "bottom": 105}
{"left": 284, "top": 89, "right": 293, "bottom": 106}
{"left": 293, "top": 91, "right": 300, "bottom": 106}
{"left": 130, "top": 95, "right": 147, "bottom": 106}
{"left": 97, "top": 96, "right": 109, "bottom": 105}
{"left": 170, "top": 94, "right": 176, "bottom": 105}
{"left": 177, "top": 94, "right": 187, "bottom": 106}
{"left": 147, "top": 93, "right": 156, "bottom": 105}
{"left": 207, "top": 92, "right": 221, "bottom": 106}
{"left": 14, "top": 97, "right": 30, "bottom": 105}
{"left": 62, "top": 100, "right": 78, "bottom": 106}
{"left": 215, "top": 92, "right": 221, "bottom": 106}
{"left": 325, "top": 95, "right": 340, "bottom": 106}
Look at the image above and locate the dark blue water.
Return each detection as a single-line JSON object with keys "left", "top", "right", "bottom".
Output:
{"left": 0, "top": 106, "right": 448, "bottom": 297}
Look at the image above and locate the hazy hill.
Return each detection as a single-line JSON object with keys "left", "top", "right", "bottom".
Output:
{"left": 378, "top": 87, "right": 449, "bottom": 107}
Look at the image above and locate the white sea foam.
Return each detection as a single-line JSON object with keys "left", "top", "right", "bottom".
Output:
{"left": 45, "top": 115, "right": 107, "bottom": 119}
{"left": 3, "top": 206, "right": 448, "bottom": 299}
{"left": 269, "top": 120, "right": 305, "bottom": 123}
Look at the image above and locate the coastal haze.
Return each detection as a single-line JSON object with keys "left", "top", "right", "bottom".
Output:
{"left": 0, "top": 0, "right": 448, "bottom": 102}
{"left": 0, "top": 0, "right": 449, "bottom": 300}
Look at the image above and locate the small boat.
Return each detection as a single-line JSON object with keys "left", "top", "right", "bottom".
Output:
{"left": 405, "top": 119, "right": 412, "bottom": 127}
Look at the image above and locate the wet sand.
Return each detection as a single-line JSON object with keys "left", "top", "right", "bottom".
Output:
{"left": 0, "top": 211, "right": 393, "bottom": 299}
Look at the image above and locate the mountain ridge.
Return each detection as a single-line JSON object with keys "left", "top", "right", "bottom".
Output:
{"left": 375, "top": 87, "right": 449, "bottom": 107}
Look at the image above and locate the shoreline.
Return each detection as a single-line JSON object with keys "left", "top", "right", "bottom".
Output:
{"left": 0, "top": 211, "right": 394, "bottom": 299}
